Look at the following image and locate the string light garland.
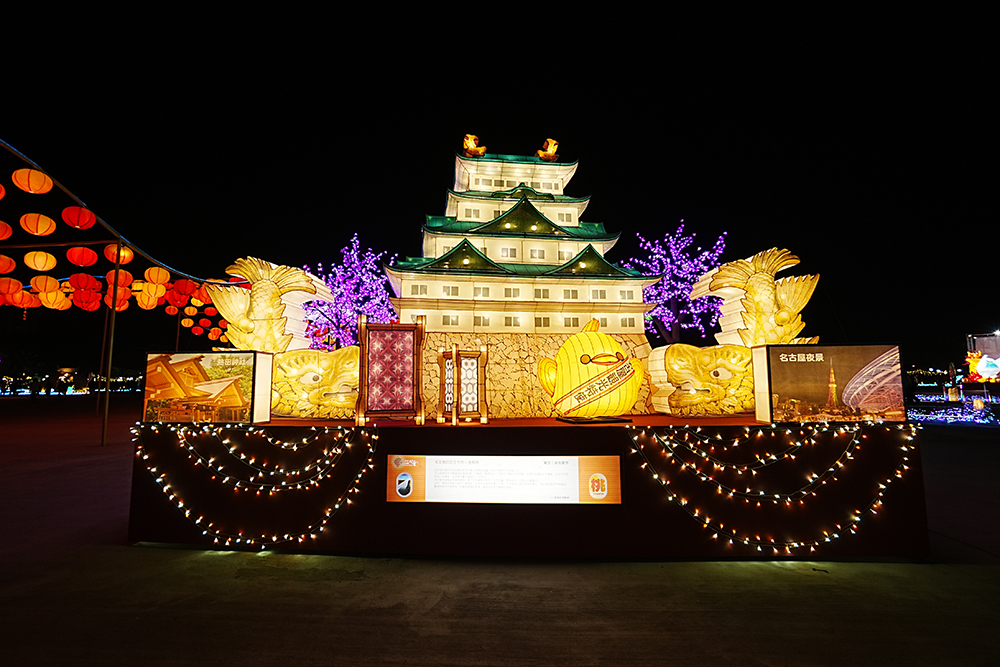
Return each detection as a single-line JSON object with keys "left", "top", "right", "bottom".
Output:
{"left": 627, "top": 422, "right": 918, "bottom": 554}
{"left": 133, "top": 422, "right": 379, "bottom": 549}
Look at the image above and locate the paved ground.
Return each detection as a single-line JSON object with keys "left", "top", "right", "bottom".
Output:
{"left": 1, "top": 395, "right": 998, "bottom": 666}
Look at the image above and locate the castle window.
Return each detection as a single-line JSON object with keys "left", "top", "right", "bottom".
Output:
{"left": 620, "top": 290, "right": 635, "bottom": 300}
{"left": 600, "top": 317, "right": 608, "bottom": 327}
{"left": 558, "top": 212, "right": 573, "bottom": 223}
{"left": 442, "top": 315, "right": 458, "bottom": 326}
{"left": 501, "top": 247, "right": 517, "bottom": 258}
{"left": 443, "top": 285, "right": 459, "bottom": 296}
{"left": 564, "top": 317, "right": 580, "bottom": 328}
{"left": 464, "top": 208, "right": 480, "bottom": 219}
{"left": 504, "top": 316, "right": 520, "bottom": 327}
{"left": 474, "top": 315, "right": 490, "bottom": 326}
{"left": 563, "top": 289, "right": 579, "bottom": 299}
{"left": 620, "top": 317, "right": 636, "bottom": 328}
{"left": 504, "top": 288, "right": 520, "bottom": 298}
{"left": 529, "top": 249, "right": 545, "bottom": 259}
{"left": 558, "top": 250, "right": 573, "bottom": 261}
{"left": 410, "top": 284, "right": 427, "bottom": 296}
{"left": 534, "top": 288, "right": 549, "bottom": 299}
{"left": 592, "top": 289, "right": 606, "bottom": 299}
{"left": 534, "top": 317, "right": 550, "bottom": 328}
{"left": 474, "top": 286, "right": 490, "bottom": 297}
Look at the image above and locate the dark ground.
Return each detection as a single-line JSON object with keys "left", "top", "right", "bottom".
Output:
{"left": 1, "top": 395, "right": 997, "bottom": 666}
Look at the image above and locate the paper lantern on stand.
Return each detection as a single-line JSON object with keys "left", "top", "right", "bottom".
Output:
{"left": 66, "top": 246, "right": 98, "bottom": 267}
{"left": 0, "top": 255, "right": 15, "bottom": 274}
{"left": 12, "top": 169, "right": 53, "bottom": 194}
{"left": 20, "top": 213, "right": 57, "bottom": 236}
{"left": 104, "top": 244, "right": 134, "bottom": 265}
{"left": 61, "top": 206, "right": 97, "bottom": 229}
{"left": 0, "top": 221, "right": 11, "bottom": 240}
{"left": 24, "top": 251, "right": 57, "bottom": 272}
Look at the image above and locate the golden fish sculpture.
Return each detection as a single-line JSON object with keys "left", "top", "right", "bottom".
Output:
{"left": 206, "top": 257, "right": 362, "bottom": 419}
{"left": 271, "top": 347, "right": 361, "bottom": 419}
{"left": 538, "top": 320, "right": 644, "bottom": 417}
{"left": 649, "top": 248, "right": 819, "bottom": 416}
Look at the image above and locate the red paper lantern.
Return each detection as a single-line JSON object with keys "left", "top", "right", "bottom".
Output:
{"left": 103, "top": 244, "right": 134, "bottom": 265}
{"left": 0, "top": 221, "right": 11, "bottom": 240}
{"left": 61, "top": 206, "right": 97, "bottom": 230}
{"left": 12, "top": 169, "right": 54, "bottom": 194}
{"left": 204, "top": 306, "right": 218, "bottom": 316}
{"left": 191, "top": 285, "right": 212, "bottom": 304}
{"left": 103, "top": 288, "right": 130, "bottom": 311}
{"left": 165, "top": 305, "right": 179, "bottom": 315}
{"left": 20, "top": 213, "right": 57, "bottom": 236}
{"left": 0, "top": 183, "right": 5, "bottom": 201}
{"left": 172, "top": 279, "right": 198, "bottom": 296}
{"left": 198, "top": 318, "right": 212, "bottom": 328}
{"left": 68, "top": 273, "right": 100, "bottom": 291}
{"left": 105, "top": 269, "right": 133, "bottom": 287}
{"left": 9, "top": 290, "right": 38, "bottom": 308}
{"left": 191, "top": 326, "right": 204, "bottom": 336}
{"left": 24, "top": 251, "right": 57, "bottom": 272}
{"left": 73, "top": 289, "right": 101, "bottom": 310}
{"left": 0, "top": 255, "right": 15, "bottom": 274}
{"left": 165, "top": 290, "right": 188, "bottom": 308}
{"left": 66, "top": 247, "right": 98, "bottom": 267}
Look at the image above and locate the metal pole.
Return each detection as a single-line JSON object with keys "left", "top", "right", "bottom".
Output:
{"left": 101, "top": 241, "right": 123, "bottom": 447}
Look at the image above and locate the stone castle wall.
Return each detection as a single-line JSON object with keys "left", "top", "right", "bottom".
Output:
{"left": 421, "top": 332, "right": 654, "bottom": 420}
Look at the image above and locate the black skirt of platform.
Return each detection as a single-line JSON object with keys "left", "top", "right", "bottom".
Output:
{"left": 128, "top": 423, "right": 929, "bottom": 559}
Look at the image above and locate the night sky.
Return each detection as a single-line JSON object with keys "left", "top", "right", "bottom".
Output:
{"left": 0, "top": 21, "right": 990, "bottom": 376}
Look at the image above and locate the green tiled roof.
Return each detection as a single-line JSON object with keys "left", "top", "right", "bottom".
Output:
{"left": 390, "top": 243, "right": 652, "bottom": 281}
{"left": 424, "top": 203, "right": 616, "bottom": 241}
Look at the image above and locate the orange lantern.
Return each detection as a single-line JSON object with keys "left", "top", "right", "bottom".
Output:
{"left": 24, "top": 251, "right": 57, "bottom": 272}
{"left": 0, "top": 183, "right": 5, "bottom": 200}
{"left": 140, "top": 282, "right": 167, "bottom": 299}
{"left": 66, "top": 246, "right": 98, "bottom": 267}
{"left": 0, "top": 220, "right": 11, "bottom": 240}
{"left": 61, "top": 206, "right": 97, "bottom": 229}
{"left": 72, "top": 289, "right": 101, "bottom": 310}
{"left": 0, "top": 277, "right": 23, "bottom": 294}
{"left": 165, "top": 305, "right": 179, "bottom": 315}
{"left": 183, "top": 305, "right": 198, "bottom": 316}
{"left": 191, "top": 284, "right": 212, "bottom": 304}
{"left": 103, "top": 244, "right": 134, "bottom": 265}
{"left": 39, "top": 291, "right": 71, "bottom": 309}
{"left": 30, "top": 275, "right": 61, "bottom": 293}
{"left": 208, "top": 327, "right": 222, "bottom": 340}
{"left": 172, "top": 278, "right": 198, "bottom": 296}
{"left": 136, "top": 292, "right": 159, "bottom": 310}
{"left": 220, "top": 334, "right": 229, "bottom": 343}
{"left": 180, "top": 317, "right": 194, "bottom": 328}
{"left": 105, "top": 269, "right": 133, "bottom": 287}
{"left": 68, "top": 273, "right": 100, "bottom": 291}
{"left": 0, "top": 255, "right": 15, "bottom": 274}
{"left": 10, "top": 290, "right": 38, "bottom": 308}
{"left": 144, "top": 266, "right": 170, "bottom": 284}
{"left": 104, "top": 287, "right": 130, "bottom": 311}
{"left": 20, "top": 213, "right": 57, "bottom": 236}
{"left": 12, "top": 169, "right": 54, "bottom": 194}
{"left": 219, "top": 320, "right": 228, "bottom": 329}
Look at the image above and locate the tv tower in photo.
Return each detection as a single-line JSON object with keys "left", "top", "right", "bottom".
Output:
{"left": 825, "top": 360, "right": 839, "bottom": 409}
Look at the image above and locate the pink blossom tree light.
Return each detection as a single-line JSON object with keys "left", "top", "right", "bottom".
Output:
{"left": 303, "top": 235, "right": 397, "bottom": 349}
{"left": 623, "top": 223, "right": 727, "bottom": 343}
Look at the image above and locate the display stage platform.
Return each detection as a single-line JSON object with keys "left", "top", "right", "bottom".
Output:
{"left": 128, "top": 417, "right": 928, "bottom": 559}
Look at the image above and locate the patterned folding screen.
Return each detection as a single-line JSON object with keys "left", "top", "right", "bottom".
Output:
{"left": 357, "top": 315, "right": 425, "bottom": 425}
{"left": 437, "top": 345, "right": 489, "bottom": 424}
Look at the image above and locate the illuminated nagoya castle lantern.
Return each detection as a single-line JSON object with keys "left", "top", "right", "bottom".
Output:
{"left": 385, "top": 137, "right": 660, "bottom": 419}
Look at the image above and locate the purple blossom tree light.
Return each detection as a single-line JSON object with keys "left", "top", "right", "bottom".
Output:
{"left": 303, "top": 234, "right": 397, "bottom": 349}
{"left": 623, "top": 223, "right": 727, "bottom": 343}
